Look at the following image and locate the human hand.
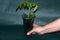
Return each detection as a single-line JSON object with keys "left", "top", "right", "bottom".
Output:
{"left": 27, "top": 18, "right": 60, "bottom": 35}
{"left": 27, "top": 24, "right": 45, "bottom": 35}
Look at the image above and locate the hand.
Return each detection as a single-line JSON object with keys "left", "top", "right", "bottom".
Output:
{"left": 27, "top": 18, "right": 60, "bottom": 35}
{"left": 27, "top": 24, "right": 45, "bottom": 35}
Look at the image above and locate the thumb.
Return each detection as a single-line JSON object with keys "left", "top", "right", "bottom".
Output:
{"left": 27, "top": 29, "right": 35, "bottom": 35}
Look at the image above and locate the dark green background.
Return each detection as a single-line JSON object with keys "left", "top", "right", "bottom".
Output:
{"left": 0, "top": 0, "right": 60, "bottom": 40}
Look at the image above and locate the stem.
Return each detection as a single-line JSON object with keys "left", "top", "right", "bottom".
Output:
{"left": 28, "top": 8, "right": 31, "bottom": 18}
{"left": 32, "top": 12, "right": 35, "bottom": 20}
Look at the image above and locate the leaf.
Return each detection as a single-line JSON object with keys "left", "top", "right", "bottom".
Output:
{"left": 19, "top": 3, "right": 23, "bottom": 10}
{"left": 16, "top": 2, "right": 23, "bottom": 11}
{"left": 23, "top": 2, "right": 27, "bottom": 9}
{"left": 24, "top": 1, "right": 31, "bottom": 9}
{"left": 27, "top": 3, "right": 31, "bottom": 8}
{"left": 33, "top": 4, "right": 38, "bottom": 13}
{"left": 32, "top": 3, "right": 36, "bottom": 8}
{"left": 16, "top": 4, "right": 20, "bottom": 11}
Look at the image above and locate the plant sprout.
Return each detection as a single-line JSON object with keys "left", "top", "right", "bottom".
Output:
{"left": 16, "top": 1, "right": 38, "bottom": 19}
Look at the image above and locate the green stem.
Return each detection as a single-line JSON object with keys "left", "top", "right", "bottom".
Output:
{"left": 28, "top": 8, "right": 31, "bottom": 19}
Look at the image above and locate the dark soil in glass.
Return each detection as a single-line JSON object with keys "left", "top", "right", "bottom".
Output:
{"left": 22, "top": 14, "right": 35, "bottom": 35}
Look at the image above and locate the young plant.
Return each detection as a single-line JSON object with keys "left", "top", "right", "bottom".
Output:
{"left": 16, "top": 1, "right": 38, "bottom": 34}
{"left": 16, "top": 1, "right": 38, "bottom": 20}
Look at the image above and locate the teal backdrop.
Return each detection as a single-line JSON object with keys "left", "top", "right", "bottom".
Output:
{"left": 0, "top": 0, "right": 60, "bottom": 40}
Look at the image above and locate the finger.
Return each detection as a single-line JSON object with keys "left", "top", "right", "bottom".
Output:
{"left": 27, "top": 29, "right": 35, "bottom": 35}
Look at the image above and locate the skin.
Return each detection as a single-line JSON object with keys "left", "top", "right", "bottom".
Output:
{"left": 27, "top": 18, "right": 60, "bottom": 35}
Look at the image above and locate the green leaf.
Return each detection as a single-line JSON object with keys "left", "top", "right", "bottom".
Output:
{"left": 33, "top": 4, "right": 38, "bottom": 13}
{"left": 24, "top": 1, "right": 31, "bottom": 9}
{"left": 19, "top": 3, "right": 23, "bottom": 10}
{"left": 32, "top": 3, "right": 36, "bottom": 8}
{"left": 16, "top": 4, "right": 20, "bottom": 11}
{"left": 16, "top": 2, "right": 23, "bottom": 11}
{"left": 23, "top": 2, "right": 27, "bottom": 8}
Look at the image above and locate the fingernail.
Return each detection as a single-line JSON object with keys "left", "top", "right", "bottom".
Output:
{"left": 27, "top": 33, "right": 29, "bottom": 35}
